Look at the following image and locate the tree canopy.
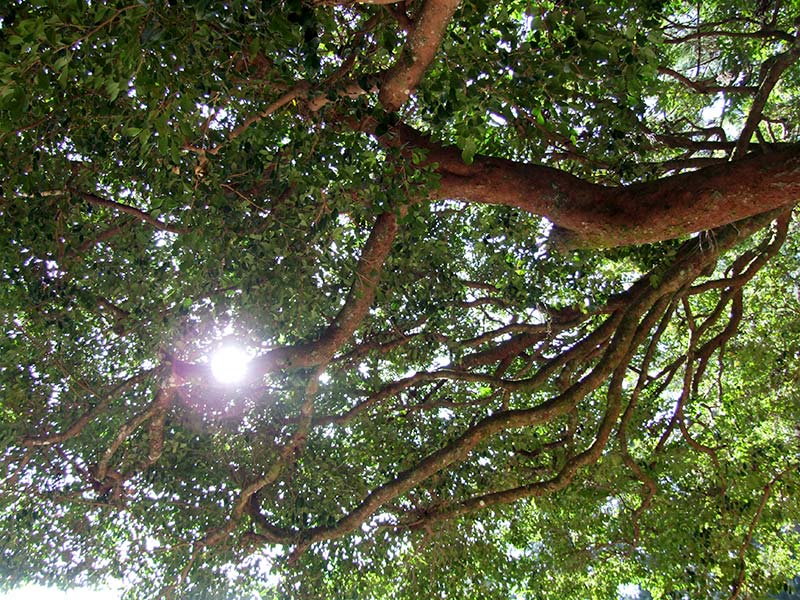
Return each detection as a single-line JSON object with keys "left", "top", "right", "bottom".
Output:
{"left": 2, "top": 0, "right": 800, "bottom": 598}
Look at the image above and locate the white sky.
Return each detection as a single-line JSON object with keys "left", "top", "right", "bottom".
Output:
{"left": 0, "top": 586, "right": 117, "bottom": 599}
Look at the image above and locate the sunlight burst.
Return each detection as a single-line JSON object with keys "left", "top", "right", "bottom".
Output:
{"left": 210, "top": 345, "right": 250, "bottom": 384}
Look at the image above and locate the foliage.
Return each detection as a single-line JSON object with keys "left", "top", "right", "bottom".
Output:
{"left": 2, "top": 0, "right": 800, "bottom": 598}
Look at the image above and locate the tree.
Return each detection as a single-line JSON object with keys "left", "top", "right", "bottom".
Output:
{"left": 2, "top": 0, "right": 800, "bottom": 597}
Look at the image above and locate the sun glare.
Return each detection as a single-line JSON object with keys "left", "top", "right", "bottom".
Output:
{"left": 210, "top": 345, "right": 250, "bottom": 384}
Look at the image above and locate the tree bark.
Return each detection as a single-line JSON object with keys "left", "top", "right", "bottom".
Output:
{"left": 417, "top": 134, "right": 800, "bottom": 248}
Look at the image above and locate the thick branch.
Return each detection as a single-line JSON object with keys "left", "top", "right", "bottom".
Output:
{"left": 362, "top": 121, "right": 800, "bottom": 248}
{"left": 378, "top": 0, "right": 461, "bottom": 111}
{"left": 418, "top": 131, "right": 800, "bottom": 248}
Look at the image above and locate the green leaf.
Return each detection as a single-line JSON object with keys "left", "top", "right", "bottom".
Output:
{"left": 105, "top": 80, "right": 121, "bottom": 102}
{"left": 460, "top": 137, "right": 477, "bottom": 164}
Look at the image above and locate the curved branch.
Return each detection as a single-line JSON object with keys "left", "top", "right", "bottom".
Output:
{"left": 379, "top": 0, "right": 461, "bottom": 111}
{"left": 618, "top": 298, "right": 677, "bottom": 544}
{"left": 729, "top": 469, "right": 791, "bottom": 599}
{"left": 658, "top": 66, "right": 758, "bottom": 94}
{"left": 23, "top": 368, "right": 158, "bottom": 448}
{"left": 260, "top": 210, "right": 399, "bottom": 370}
{"left": 732, "top": 39, "right": 800, "bottom": 159}
{"left": 407, "top": 362, "right": 627, "bottom": 526}
{"left": 689, "top": 210, "right": 790, "bottom": 294}
{"left": 173, "top": 211, "right": 399, "bottom": 380}
{"left": 429, "top": 137, "right": 800, "bottom": 249}
{"left": 95, "top": 382, "right": 176, "bottom": 482}
{"left": 233, "top": 370, "right": 322, "bottom": 520}
{"left": 75, "top": 190, "right": 189, "bottom": 235}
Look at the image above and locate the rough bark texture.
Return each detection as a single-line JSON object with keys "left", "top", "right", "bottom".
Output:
{"left": 378, "top": 0, "right": 462, "bottom": 111}
{"left": 395, "top": 124, "right": 800, "bottom": 248}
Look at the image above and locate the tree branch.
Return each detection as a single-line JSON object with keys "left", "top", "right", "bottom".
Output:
{"left": 173, "top": 211, "right": 399, "bottom": 381}
{"left": 401, "top": 123, "right": 800, "bottom": 248}
{"left": 732, "top": 38, "right": 800, "bottom": 159}
{"left": 658, "top": 66, "right": 758, "bottom": 94}
{"left": 23, "top": 368, "right": 158, "bottom": 448}
{"left": 729, "top": 469, "right": 791, "bottom": 599}
{"left": 378, "top": 0, "right": 461, "bottom": 111}
{"left": 75, "top": 190, "right": 189, "bottom": 235}
{"left": 94, "top": 382, "right": 176, "bottom": 483}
